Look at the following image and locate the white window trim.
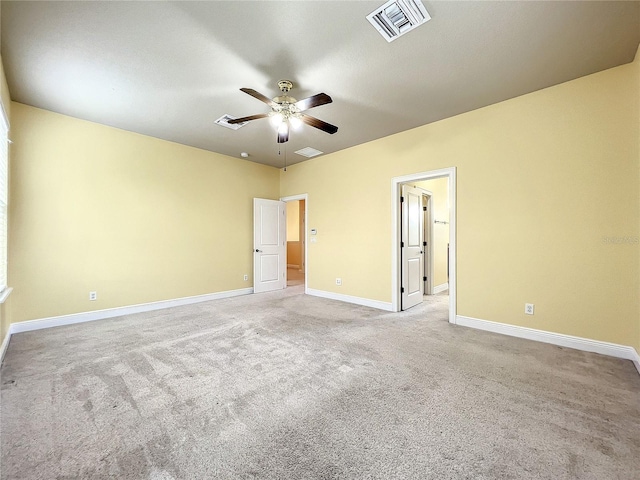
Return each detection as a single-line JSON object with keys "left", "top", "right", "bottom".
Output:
{"left": 0, "top": 97, "right": 10, "bottom": 303}
{"left": 0, "top": 287, "right": 12, "bottom": 304}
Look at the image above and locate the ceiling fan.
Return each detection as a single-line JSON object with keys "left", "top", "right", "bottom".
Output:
{"left": 227, "top": 80, "right": 338, "bottom": 143}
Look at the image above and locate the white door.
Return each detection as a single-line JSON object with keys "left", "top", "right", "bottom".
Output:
{"left": 401, "top": 185, "right": 425, "bottom": 310}
{"left": 254, "top": 198, "right": 286, "bottom": 293}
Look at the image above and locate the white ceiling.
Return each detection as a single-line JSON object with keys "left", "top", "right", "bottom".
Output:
{"left": 2, "top": 1, "right": 639, "bottom": 168}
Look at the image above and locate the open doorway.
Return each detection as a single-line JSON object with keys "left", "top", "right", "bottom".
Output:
{"left": 281, "top": 194, "right": 308, "bottom": 290}
{"left": 414, "top": 177, "right": 450, "bottom": 296}
{"left": 391, "top": 168, "right": 456, "bottom": 324}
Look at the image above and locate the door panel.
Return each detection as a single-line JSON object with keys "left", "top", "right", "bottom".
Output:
{"left": 407, "top": 257, "right": 421, "bottom": 294}
{"left": 401, "top": 185, "right": 426, "bottom": 310}
{"left": 259, "top": 255, "right": 279, "bottom": 282}
{"left": 408, "top": 192, "right": 421, "bottom": 246}
{"left": 254, "top": 198, "right": 286, "bottom": 293}
{"left": 259, "top": 204, "right": 280, "bottom": 245}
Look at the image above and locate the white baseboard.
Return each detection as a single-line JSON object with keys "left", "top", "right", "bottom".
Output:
{"left": 433, "top": 283, "right": 449, "bottom": 294}
{"left": 0, "top": 328, "right": 10, "bottom": 365}
{"left": 306, "top": 288, "right": 393, "bottom": 311}
{"left": 7, "top": 288, "right": 254, "bottom": 337}
{"left": 4, "top": 291, "right": 638, "bottom": 378}
{"left": 457, "top": 315, "right": 640, "bottom": 375}
{"left": 632, "top": 349, "right": 640, "bottom": 375}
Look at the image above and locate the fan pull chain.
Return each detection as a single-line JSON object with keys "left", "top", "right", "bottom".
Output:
{"left": 279, "top": 145, "right": 287, "bottom": 172}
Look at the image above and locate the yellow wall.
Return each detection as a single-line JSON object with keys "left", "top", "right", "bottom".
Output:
{"left": 8, "top": 103, "right": 280, "bottom": 323}
{"left": 415, "top": 177, "right": 449, "bottom": 288}
{"left": 286, "top": 241, "right": 302, "bottom": 268}
{"left": 286, "top": 200, "right": 304, "bottom": 268}
{"left": 286, "top": 200, "right": 299, "bottom": 241}
{"left": 0, "top": 56, "right": 10, "bottom": 121}
{"left": 281, "top": 59, "right": 640, "bottom": 348}
{"left": 635, "top": 45, "right": 640, "bottom": 352}
{"left": 4, "top": 52, "right": 640, "bottom": 353}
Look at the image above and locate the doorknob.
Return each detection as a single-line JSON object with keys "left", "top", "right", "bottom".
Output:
{"left": 255, "top": 249, "right": 262, "bottom": 253}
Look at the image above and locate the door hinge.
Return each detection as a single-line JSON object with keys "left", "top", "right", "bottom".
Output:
{"left": 423, "top": 241, "right": 427, "bottom": 246}
{"left": 401, "top": 287, "right": 405, "bottom": 293}
{"left": 423, "top": 276, "right": 427, "bottom": 282}
{"left": 400, "top": 196, "right": 404, "bottom": 203}
{"left": 401, "top": 241, "right": 404, "bottom": 247}
{"left": 423, "top": 206, "right": 427, "bottom": 211}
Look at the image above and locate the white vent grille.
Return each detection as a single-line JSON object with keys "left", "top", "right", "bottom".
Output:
{"left": 295, "top": 147, "right": 324, "bottom": 158}
{"left": 367, "top": 0, "right": 431, "bottom": 42}
{"left": 215, "top": 114, "right": 247, "bottom": 130}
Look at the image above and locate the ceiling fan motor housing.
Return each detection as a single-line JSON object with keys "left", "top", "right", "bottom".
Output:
{"left": 277, "top": 80, "right": 293, "bottom": 93}
{"left": 273, "top": 80, "right": 297, "bottom": 112}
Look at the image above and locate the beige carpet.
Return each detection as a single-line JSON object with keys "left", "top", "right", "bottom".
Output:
{"left": 1, "top": 286, "right": 639, "bottom": 479}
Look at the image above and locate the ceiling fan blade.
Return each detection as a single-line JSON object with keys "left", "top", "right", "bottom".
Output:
{"left": 300, "top": 114, "right": 338, "bottom": 134}
{"left": 294, "top": 93, "right": 332, "bottom": 112}
{"left": 240, "top": 88, "right": 277, "bottom": 107}
{"left": 277, "top": 124, "right": 289, "bottom": 143}
{"left": 227, "top": 113, "right": 269, "bottom": 124}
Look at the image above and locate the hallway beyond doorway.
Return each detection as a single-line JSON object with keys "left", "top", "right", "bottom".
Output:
{"left": 287, "top": 267, "right": 304, "bottom": 287}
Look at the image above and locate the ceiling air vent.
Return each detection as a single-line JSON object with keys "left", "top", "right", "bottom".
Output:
{"left": 215, "top": 114, "right": 247, "bottom": 130}
{"left": 366, "top": 0, "right": 431, "bottom": 42}
{"left": 295, "top": 147, "right": 324, "bottom": 158}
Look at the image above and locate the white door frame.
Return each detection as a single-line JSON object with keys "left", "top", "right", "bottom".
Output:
{"left": 391, "top": 167, "right": 456, "bottom": 323}
{"left": 422, "top": 191, "right": 434, "bottom": 296}
{"left": 281, "top": 193, "right": 309, "bottom": 292}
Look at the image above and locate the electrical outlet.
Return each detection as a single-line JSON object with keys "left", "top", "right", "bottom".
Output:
{"left": 336, "top": 278, "right": 342, "bottom": 286}
{"left": 89, "top": 291, "right": 97, "bottom": 301}
{"left": 243, "top": 274, "right": 248, "bottom": 281}
{"left": 525, "top": 303, "right": 534, "bottom": 315}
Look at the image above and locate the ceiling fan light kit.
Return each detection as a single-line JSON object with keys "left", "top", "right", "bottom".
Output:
{"left": 227, "top": 80, "right": 338, "bottom": 144}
